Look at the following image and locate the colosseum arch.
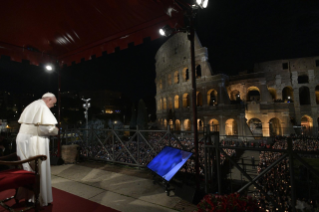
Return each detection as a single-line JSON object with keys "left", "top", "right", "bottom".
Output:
{"left": 174, "top": 95, "right": 180, "bottom": 109}
{"left": 164, "top": 119, "right": 167, "bottom": 129}
{"left": 209, "top": 119, "right": 219, "bottom": 132}
{"left": 159, "top": 119, "right": 163, "bottom": 126}
{"left": 299, "top": 86, "right": 311, "bottom": 105}
{"left": 163, "top": 98, "right": 167, "bottom": 110}
{"left": 174, "top": 71, "right": 179, "bottom": 84}
{"left": 184, "top": 119, "right": 191, "bottom": 131}
{"left": 196, "top": 65, "right": 202, "bottom": 78}
{"left": 301, "top": 115, "right": 313, "bottom": 134}
{"left": 159, "top": 79, "right": 163, "bottom": 89}
{"left": 230, "top": 90, "right": 240, "bottom": 101}
{"left": 207, "top": 89, "right": 218, "bottom": 106}
{"left": 225, "top": 118, "right": 238, "bottom": 136}
{"left": 196, "top": 91, "right": 203, "bottom": 106}
{"left": 175, "top": 119, "right": 181, "bottom": 131}
{"left": 169, "top": 119, "right": 174, "bottom": 130}
{"left": 315, "top": 85, "right": 319, "bottom": 104}
{"left": 282, "top": 86, "right": 294, "bottom": 103}
{"left": 168, "top": 97, "right": 173, "bottom": 109}
{"left": 182, "top": 68, "right": 189, "bottom": 82}
{"left": 183, "top": 93, "right": 190, "bottom": 108}
{"left": 248, "top": 118, "right": 263, "bottom": 136}
{"left": 197, "top": 119, "right": 204, "bottom": 131}
{"left": 268, "top": 87, "right": 277, "bottom": 101}
{"left": 269, "top": 118, "right": 282, "bottom": 136}
{"left": 247, "top": 86, "right": 260, "bottom": 101}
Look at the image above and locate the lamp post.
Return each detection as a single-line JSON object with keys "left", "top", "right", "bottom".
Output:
{"left": 45, "top": 62, "right": 62, "bottom": 158}
{"left": 82, "top": 98, "right": 91, "bottom": 145}
{"left": 159, "top": 0, "right": 209, "bottom": 191}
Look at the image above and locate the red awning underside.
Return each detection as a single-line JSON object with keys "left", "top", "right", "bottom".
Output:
{"left": 0, "top": 0, "right": 183, "bottom": 66}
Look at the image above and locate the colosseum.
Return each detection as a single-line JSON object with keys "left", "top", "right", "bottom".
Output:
{"left": 155, "top": 33, "right": 319, "bottom": 140}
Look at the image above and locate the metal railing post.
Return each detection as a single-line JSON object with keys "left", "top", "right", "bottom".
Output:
{"left": 288, "top": 138, "right": 296, "bottom": 212}
{"left": 215, "top": 136, "right": 221, "bottom": 194}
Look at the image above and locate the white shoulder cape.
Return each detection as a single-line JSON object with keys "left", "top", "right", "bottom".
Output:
{"left": 18, "top": 99, "right": 58, "bottom": 125}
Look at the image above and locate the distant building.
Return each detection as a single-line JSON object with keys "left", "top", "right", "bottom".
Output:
{"left": 78, "top": 90, "right": 123, "bottom": 116}
{"left": 155, "top": 33, "right": 319, "bottom": 139}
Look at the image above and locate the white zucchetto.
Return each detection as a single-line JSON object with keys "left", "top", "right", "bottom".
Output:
{"left": 42, "top": 92, "right": 56, "bottom": 98}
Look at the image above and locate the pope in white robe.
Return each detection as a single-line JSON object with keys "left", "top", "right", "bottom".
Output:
{"left": 16, "top": 92, "right": 58, "bottom": 206}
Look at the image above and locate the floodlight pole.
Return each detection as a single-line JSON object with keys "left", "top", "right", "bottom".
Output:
{"left": 188, "top": 10, "right": 200, "bottom": 192}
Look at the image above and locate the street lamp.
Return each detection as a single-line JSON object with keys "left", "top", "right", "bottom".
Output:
{"left": 82, "top": 98, "right": 91, "bottom": 145}
{"left": 45, "top": 62, "right": 62, "bottom": 158}
{"left": 159, "top": 0, "right": 209, "bottom": 191}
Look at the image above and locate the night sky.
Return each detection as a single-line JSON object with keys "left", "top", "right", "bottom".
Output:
{"left": 0, "top": 0, "right": 319, "bottom": 106}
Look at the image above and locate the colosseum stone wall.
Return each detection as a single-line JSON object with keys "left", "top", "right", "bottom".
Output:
{"left": 155, "top": 33, "right": 319, "bottom": 140}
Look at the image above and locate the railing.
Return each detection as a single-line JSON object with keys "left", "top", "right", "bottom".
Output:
{"left": 51, "top": 127, "right": 319, "bottom": 212}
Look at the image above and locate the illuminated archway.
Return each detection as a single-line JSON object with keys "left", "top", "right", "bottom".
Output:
{"left": 269, "top": 118, "right": 282, "bottom": 136}
{"left": 209, "top": 119, "right": 219, "bottom": 132}
{"left": 225, "top": 119, "right": 238, "bottom": 136}
{"left": 163, "top": 98, "right": 167, "bottom": 110}
{"left": 182, "top": 67, "right": 189, "bottom": 81}
{"left": 315, "top": 85, "right": 319, "bottom": 104}
{"left": 247, "top": 86, "right": 260, "bottom": 101}
{"left": 207, "top": 89, "right": 218, "bottom": 106}
{"left": 196, "top": 91, "right": 203, "bottom": 106}
{"left": 268, "top": 87, "right": 277, "bottom": 101}
{"left": 183, "top": 93, "right": 190, "bottom": 108}
{"left": 168, "top": 97, "right": 173, "bottom": 109}
{"left": 184, "top": 119, "right": 191, "bottom": 131}
{"left": 175, "top": 119, "right": 181, "bottom": 131}
{"left": 174, "top": 71, "right": 179, "bottom": 84}
{"left": 230, "top": 90, "right": 240, "bottom": 101}
{"left": 174, "top": 95, "right": 180, "bottom": 109}
{"left": 197, "top": 119, "right": 203, "bottom": 131}
{"left": 248, "top": 118, "right": 262, "bottom": 136}
{"left": 301, "top": 115, "right": 313, "bottom": 134}
{"left": 164, "top": 119, "right": 167, "bottom": 129}
{"left": 282, "top": 86, "right": 294, "bottom": 103}
{"left": 169, "top": 119, "right": 174, "bottom": 130}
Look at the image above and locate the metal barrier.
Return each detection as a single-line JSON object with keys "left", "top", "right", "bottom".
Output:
{"left": 51, "top": 127, "right": 319, "bottom": 212}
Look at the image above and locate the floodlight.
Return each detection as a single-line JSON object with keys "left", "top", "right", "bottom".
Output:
{"left": 202, "top": 0, "right": 209, "bottom": 8}
{"left": 159, "top": 25, "right": 173, "bottom": 37}
{"left": 159, "top": 29, "right": 166, "bottom": 36}
{"left": 196, "top": 0, "right": 209, "bottom": 9}
{"left": 45, "top": 65, "right": 53, "bottom": 71}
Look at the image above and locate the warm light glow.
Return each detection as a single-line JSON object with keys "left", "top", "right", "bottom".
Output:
{"left": 45, "top": 65, "right": 53, "bottom": 71}
{"left": 6, "top": 125, "right": 9, "bottom": 128}
{"left": 105, "top": 110, "right": 113, "bottom": 114}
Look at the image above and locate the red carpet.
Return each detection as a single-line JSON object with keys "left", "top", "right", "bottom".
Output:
{"left": 0, "top": 188, "right": 120, "bottom": 212}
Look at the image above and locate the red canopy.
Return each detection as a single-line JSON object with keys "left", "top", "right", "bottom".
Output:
{"left": 0, "top": 0, "right": 183, "bottom": 66}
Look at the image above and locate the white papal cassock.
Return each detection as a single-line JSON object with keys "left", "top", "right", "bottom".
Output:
{"left": 16, "top": 99, "right": 58, "bottom": 206}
